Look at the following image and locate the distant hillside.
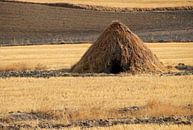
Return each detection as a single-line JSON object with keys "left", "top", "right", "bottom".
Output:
{"left": 7, "top": 0, "right": 193, "bottom": 8}
{"left": 5, "top": 0, "right": 193, "bottom": 12}
{"left": 0, "top": 1, "right": 193, "bottom": 45}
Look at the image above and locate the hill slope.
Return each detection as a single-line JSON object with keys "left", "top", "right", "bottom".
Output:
{"left": 0, "top": 1, "right": 193, "bottom": 45}
{"left": 10, "top": 0, "right": 193, "bottom": 8}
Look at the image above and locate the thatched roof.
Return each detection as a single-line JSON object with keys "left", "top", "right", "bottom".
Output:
{"left": 71, "top": 21, "right": 165, "bottom": 73}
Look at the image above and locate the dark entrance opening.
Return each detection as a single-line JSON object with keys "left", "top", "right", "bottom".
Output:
{"left": 110, "top": 60, "right": 123, "bottom": 74}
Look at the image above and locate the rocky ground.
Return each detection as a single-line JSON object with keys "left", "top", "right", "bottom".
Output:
{"left": 0, "top": 64, "right": 192, "bottom": 78}
{"left": 0, "top": 64, "right": 192, "bottom": 129}
{"left": 1, "top": 116, "right": 192, "bottom": 129}
{"left": 0, "top": 69, "right": 118, "bottom": 78}
{"left": 0, "top": 70, "right": 192, "bottom": 78}
{"left": 0, "top": 106, "right": 192, "bottom": 129}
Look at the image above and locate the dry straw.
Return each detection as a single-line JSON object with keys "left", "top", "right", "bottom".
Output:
{"left": 71, "top": 21, "right": 165, "bottom": 73}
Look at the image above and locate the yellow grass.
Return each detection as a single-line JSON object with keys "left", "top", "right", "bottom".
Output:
{"left": 0, "top": 43, "right": 193, "bottom": 129}
{"left": 14, "top": 0, "right": 193, "bottom": 8}
{"left": 0, "top": 43, "right": 193, "bottom": 71}
{"left": 0, "top": 75, "right": 193, "bottom": 113}
{"left": 72, "top": 124, "right": 193, "bottom": 130}
{"left": 83, "top": 124, "right": 193, "bottom": 130}
{"left": 0, "top": 43, "right": 193, "bottom": 113}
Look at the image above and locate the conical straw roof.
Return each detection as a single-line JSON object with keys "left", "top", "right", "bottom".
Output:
{"left": 71, "top": 21, "right": 165, "bottom": 73}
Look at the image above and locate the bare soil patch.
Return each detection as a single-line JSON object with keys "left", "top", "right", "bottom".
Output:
{"left": 0, "top": 63, "right": 193, "bottom": 78}
{"left": 0, "top": 103, "right": 192, "bottom": 129}
{"left": 0, "top": 69, "right": 193, "bottom": 78}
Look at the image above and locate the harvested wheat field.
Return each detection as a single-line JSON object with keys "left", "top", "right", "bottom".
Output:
{"left": 0, "top": 42, "right": 193, "bottom": 129}
{"left": 1, "top": 0, "right": 193, "bottom": 129}
{"left": 1, "top": 43, "right": 193, "bottom": 71}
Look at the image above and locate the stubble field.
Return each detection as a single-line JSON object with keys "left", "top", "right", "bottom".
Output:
{"left": 1, "top": 43, "right": 193, "bottom": 70}
{"left": 0, "top": 43, "right": 193, "bottom": 129}
{"left": 1, "top": 0, "right": 193, "bottom": 129}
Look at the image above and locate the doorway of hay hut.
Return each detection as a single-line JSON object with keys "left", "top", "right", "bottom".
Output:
{"left": 110, "top": 59, "right": 123, "bottom": 74}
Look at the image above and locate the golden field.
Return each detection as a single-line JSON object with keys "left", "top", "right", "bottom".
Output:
{"left": 0, "top": 43, "right": 193, "bottom": 129}
{"left": 1, "top": 75, "right": 193, "bottom": 113}
{"left": 76, "top": 125, "right": 193, "bottom": 130}
{"left": 1, "top": 43, "right": 193, "bottom": 71}
{"left": 13, "top": 0, "right": 193, "bottom": 8}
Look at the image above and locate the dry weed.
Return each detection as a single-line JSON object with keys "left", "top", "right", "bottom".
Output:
{"left": 0, "top": 63, "right": 47, "bottom": 71}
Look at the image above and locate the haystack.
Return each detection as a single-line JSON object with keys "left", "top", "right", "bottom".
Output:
{"left": 71, "top": 21, "right": 165, "bottom": 73}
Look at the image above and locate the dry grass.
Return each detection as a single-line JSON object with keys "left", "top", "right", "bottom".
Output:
{"left": 13, "top": 0, "right": 193, "bottom": 8}
{"left": 69, "top": 100, "right": 193, "bottom": 121}
{"left": 137, "top": 100, "right": 193, "bottom": 117}
{"left": 0, "top": 43, "right": 193, "bottom": 71}
{"left": 0, "top": 63, "right": 47, "bottom": 71}
{"left": 0, "top": 44, "right": 88, "bottom": 71}
{"left": 0, "top": 75, "right": 193, "bottom": 130}
{"left": 0, "top": 43, "right": 193, "bottom": 129}
{"left": 0, "top": 75, "right": 193, "bottom": 114}
{"left": 81, "top": 124, "right": 193, "bottom": 130}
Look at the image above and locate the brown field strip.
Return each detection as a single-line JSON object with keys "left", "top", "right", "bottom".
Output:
{"left": 12, "top": 0, "right": 193, "bottom": 8}
{"left": 1, "top": 1, "right": 193, "bottom": 44}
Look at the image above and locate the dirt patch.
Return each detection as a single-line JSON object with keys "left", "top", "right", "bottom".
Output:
{"left": 175, "top": 63, "right": 193, "bottom": 71}
{"left": 72, "top": 116, "right": 193, "bottom": 128}
{"left": 0, "top": 70, "right": 119, "bottom": 78}
{"left": 0, "top": 104, "right": 192, "bottom": 129}
{"left": 0, "top": 111, "right": 56, "bottom": 123}
{"left": 0, "top": 69, "right": 193, "bottom": 78}
{"left": 0, "top": 111, "right": 55, "bottom": 129}
{"left": 160, "top": 63, "right": 193, "bottom": 76}
{"left": 161, "top": 71, "right": 193, "bottom": 76}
